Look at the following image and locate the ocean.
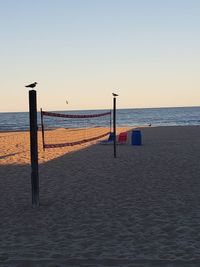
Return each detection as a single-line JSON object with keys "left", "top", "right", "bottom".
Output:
{"left": 0, "top": 106, "right": 200, "bottom": 131}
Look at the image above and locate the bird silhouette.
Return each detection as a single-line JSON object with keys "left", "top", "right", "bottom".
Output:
{"left": 112, "top": 93, "right": 118, "bottom": 97}
{"left": 25, "top": 82, "right": 37, "bottom": 88}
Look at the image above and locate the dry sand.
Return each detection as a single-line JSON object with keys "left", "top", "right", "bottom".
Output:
{"left": 0, "top": 127, "right": 132, "bottom": 165}
{"left": 0, "top": 126, "right": 200, "bottom": 266}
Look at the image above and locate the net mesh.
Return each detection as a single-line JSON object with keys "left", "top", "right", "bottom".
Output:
{"left": 41, "top": 110, "right": 111, "bottom": 149}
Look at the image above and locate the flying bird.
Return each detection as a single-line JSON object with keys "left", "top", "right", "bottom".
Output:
{"left": 25, "top": 82, "right": 37, "bottom": 88}
{"left": 112, "top": 93, "right": 118, "bottom": 97}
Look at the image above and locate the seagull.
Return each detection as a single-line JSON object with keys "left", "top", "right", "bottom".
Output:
{"left": 112, "top": 93, "right": 118, "bottom": 97}
{"left": 25, "top": 82, "right": 37, "bottom": 88}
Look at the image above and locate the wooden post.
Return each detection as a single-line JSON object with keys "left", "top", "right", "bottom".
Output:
{"left": 29, "top": 90, "right": 39, "bottom": 207}
{"left": 40, "top": 108, "right": 45, "bottom": 151}
{"left": 113, "top": 97, "right": 117, "bottom": 158}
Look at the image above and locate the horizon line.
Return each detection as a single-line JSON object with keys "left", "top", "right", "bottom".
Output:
{"left": 1, "top": 105, "right": 200, "bottom": 113}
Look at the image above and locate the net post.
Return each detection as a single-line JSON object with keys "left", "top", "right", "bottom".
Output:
{"left": 29, "top": 90, "right": 39, "bottom": 207}
{"left": 40, "top": 108, "right": 45, "bottom": 151}
{"left": 113, "top": 97, "right": 117, "bottom": 158}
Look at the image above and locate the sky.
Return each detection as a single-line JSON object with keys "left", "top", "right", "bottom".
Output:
{"left": 0, "top": 0, "right": 200, "bottom": 112}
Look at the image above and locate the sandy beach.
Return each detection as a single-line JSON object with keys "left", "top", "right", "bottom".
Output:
{"left": 0, "top": 127, "right": 132, "bottom": 165}
{"left": 0, "top": 126, "right": 200, "bottom": 266}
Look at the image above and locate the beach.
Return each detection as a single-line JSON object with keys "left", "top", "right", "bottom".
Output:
{"left": 0, "top": 126, "right": 200, "bottom": 266}
{"left": 0, "top": 127, "right": 132, "bottom": 165}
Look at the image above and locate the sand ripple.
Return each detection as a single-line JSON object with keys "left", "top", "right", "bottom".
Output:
{"left": 0, "top": 126, "right": 200, "bottom": 266}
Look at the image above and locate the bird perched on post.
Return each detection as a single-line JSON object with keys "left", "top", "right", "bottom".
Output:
{"left": 25, "top": 82, "right": 37, "bottom": 88}
{"left": 112, "top": 93, "right": 118, "bottom": 97}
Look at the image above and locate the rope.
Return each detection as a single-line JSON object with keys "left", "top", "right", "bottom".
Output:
{"left": 44, "top": 131, "right": 110, "bottom": 148}
{"left": 42, "top": 110, "right": 111, "bottom": 118}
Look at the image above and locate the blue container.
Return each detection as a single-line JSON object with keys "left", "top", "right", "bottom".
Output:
{"left": 108, "top": 132, "right": 115, "bottom": 142}
{"left": 131, "top": 130, "right": 142, "bottom": 145}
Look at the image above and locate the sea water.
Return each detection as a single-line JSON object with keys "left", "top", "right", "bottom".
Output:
{"left": 0, "top": 106, "right": 200, "bottom": 131}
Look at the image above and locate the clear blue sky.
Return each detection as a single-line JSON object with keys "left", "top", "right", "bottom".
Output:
{"left": 0, "top": 0, "right": 200, "bottom": 112}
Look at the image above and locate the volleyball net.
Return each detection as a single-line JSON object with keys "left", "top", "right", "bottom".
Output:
{"left": 41, "top": 109, "right": 112, "bottom": 149}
